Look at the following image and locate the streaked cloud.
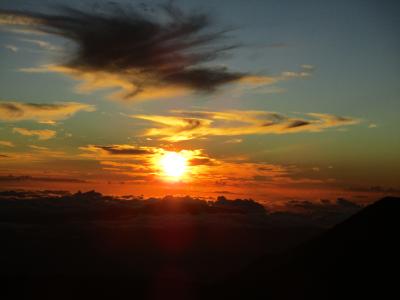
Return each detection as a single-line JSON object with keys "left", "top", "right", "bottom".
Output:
{"left": 224, "top": 138, "right": 243, "bottom": 144}
{"left": 239, "top": 64, "right": 314, "bottom": 86}
{"left": 80, "top": 144, "right": 157, "bottom": 157}
{"left": 79, "top": 144, "right": 159, "bottom": 158}
{"left": 29, "top": 145, "right": 48, "bottom": 151}
{"left": 4, "top": 44, "right": 18, "bottom": 52}
{"left": 0, "top": 100, "right": 95, "bottom": 123}
{"left": 18, "top": 63, "right": 314, "bottom": 101}
{"left": 21, "top": 65, "right": 190, "bottom": 101}
{"left": 0, "top": 174, "right": 86, "bottom": 183}
{"left": 133, "top": 110, "right": 360, "bottom": 141}
{"left": 0, "top": 140, "right": 14, "bottom": 147}
{"left": 13, "top": 127, "right": 56, "bottom": 140}
{"left": 20, "top": 38, "right": 61, "bottom": 51}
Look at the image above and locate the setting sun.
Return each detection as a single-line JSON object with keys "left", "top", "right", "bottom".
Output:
{"left": 159, "top": 152, "right": 187, "bottom": 179}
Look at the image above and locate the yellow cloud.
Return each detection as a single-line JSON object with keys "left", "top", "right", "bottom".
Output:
{"left": 0, "top": 140, "right": 14, "bottom": 147}
{"left": 0, "top": 100, "right": 95, "bottom": 123}
{"left": 13, "top": 127, "right": 56, "bottom": 140}
{"left": 0, "top": 13, "right": 41, "bottom": 26}
{"left": 18, "top": 64, "right": 315, "bottom": 101}
{"left": 133, "top": 110, "right": 360, "bottom": 141}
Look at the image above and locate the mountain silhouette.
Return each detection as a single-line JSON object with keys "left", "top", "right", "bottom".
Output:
{"left": 207, "top": 196, "right": 400, "bottom": 299}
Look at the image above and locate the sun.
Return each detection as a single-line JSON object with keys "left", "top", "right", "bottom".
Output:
{"left": 159, "top": 151, "right": 187, "bottom": 179}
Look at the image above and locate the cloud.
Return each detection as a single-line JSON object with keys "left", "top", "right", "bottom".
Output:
{"left": 0, "top": 175, "right": 87, "bottom": 183}
{"left": 0, "top": 140, "right": 14, "bottom": 147}
{"left": 29, "top": 145, "right": 48, "bottom": 150}
{"left": 189, "top": 157, "right": 218, "bottom": 166}
{"left": 133, "top": 110, "right": 360, "bottom": 141}
{"left": 238, "top": 64, "right": 315, "bottom": 86}
{"left": 79, "top": 144, "right": 221, "bottom": 182}
{"left": 280, "top": 198, "right": 363, "bottom": 224}
{"left": 269, "top": 197, "right": 364, "bottom": 227}
{"left": 80, "top": 144, "right": 158, "bottom": 157}
{"left": 4, "top": 44, "right": 18, "bottom": 52}
{"left": 13, "top": 127, "right": 56, "bottom": 140}
{"left": 0, "top": 3, "right": 247, "bottom": 100}
{"left": 0, "top": 100, "right": 95, "bottom": 123}
{"left": 224, "top": 138, "right": 243, "bottom": 144}
{"left": 20, "top": 38, "right": 61, "bottom": 51}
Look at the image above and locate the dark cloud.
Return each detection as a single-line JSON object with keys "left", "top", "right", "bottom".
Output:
{"left": 272, "top": 198, "right": 364, "bottom": 227}
{"left": 252, "top": 175, "right": 272, "bottom": 182}
{"left": 0, "top": 190, "right": 266, "bottom": 216}
{"left": 0, "top": 102, "right": 22, "bottom": 113}
{"left": 181, "top": 118, "right": 205, "bottom": 131}
{"left": 189, "top": 157, "right": 217, "bottom": 166}
{"left": 0, "top": 190, "right": 70, "bottom": 198}
{"left": 215, "top": 196, "right": 266, "bottom": 214}
{"left": 0, "top": 2, "right": 245, "bottom": 98}
{"left": 347, "top": 185, "right": 400, "bottom": 194}
{"left": 97, "top": 145, "right": 153, "bottom": 155}
{"left": 286, "top": 119, "right": 311, "bottom": 129}
{"left": 0, "top": 175, "right": 87, "bottom": 183}
{"left": 336, "top": 197, "right": 362, "bottom": 209}
{"left": 284, "top": 198, "right": 362, "bottom": 212}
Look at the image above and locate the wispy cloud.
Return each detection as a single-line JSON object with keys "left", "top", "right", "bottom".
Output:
{"left": 224, "top": 138, "right": 243, "bottom": 144}
{"left": 0, "top": 140, "right": 14, "bottom": 147}
{"left": 18, "top": 63, "right": 315, "bottom": 100}
{"left": 29, "top": 145, "right": 48, "bottom": 151}
{"left": 0, "top": 174, "right": 86, "bottom": 183}
{"left": 13, "top": 127, "right": 56, "bottom": 140}
{"left": 4, "top": 44, "right": 18, "bottom": 52}
{"left": 133, "top": 110, "right": 360, "bottom": 141}
{"left": 20, "top": 38, "right": 61, "bottom": 51}
{"left": 0, "top": 100, "right": 95, "bottom": 123}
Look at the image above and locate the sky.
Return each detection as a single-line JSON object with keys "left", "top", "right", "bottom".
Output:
{"left": 0, "top": 0, "right": 399, "bottom": 204}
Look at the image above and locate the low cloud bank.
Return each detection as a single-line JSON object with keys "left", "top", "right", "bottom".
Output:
{"left": 0, "top": 190, "right": 365, "bottom": 227}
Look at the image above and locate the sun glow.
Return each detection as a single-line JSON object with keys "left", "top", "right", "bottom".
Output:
{"left": 159, "top": 151, "right": 187, "bottom": 179}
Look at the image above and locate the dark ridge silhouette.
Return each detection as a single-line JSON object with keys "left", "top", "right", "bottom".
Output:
{"left": 206, "top": 196, "right": 400, "bottom": 300}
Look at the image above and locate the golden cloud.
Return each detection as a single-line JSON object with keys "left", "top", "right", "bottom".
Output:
{"left": 12, "top": 127, "right": 56, "bottom": 140}
{"left": 0, "top": 140, "right": 14, "bottom": 147}
{"left": 0, "top": 100, "right": 95, "bottom": 123}
{"left": 133, "top": 110, "right": 360, "bottom": 141}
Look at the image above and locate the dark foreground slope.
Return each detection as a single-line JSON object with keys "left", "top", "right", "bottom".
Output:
{"left": 207, "top": 196, "right": 400, "bottom": 299}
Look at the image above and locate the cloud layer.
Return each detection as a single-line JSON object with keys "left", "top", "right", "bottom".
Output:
{"left": 133, "top": 110, "right": 360, "bottom": 141}
{"left": 0, "top": 101, "right": 95, "bottom": 123}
